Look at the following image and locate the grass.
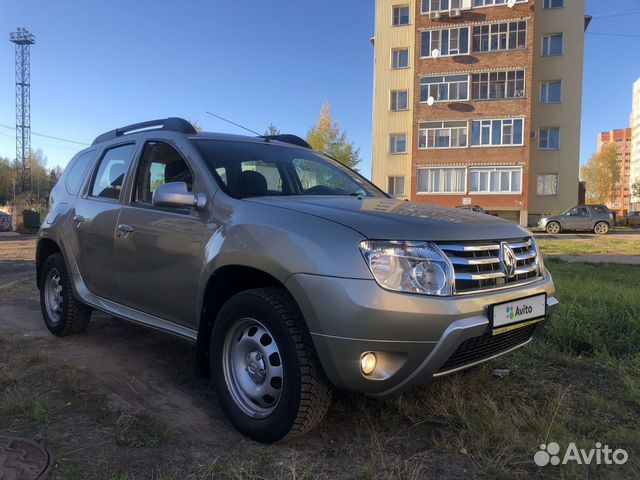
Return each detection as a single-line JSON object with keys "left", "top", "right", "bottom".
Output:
{"left": 1, "top": 260, "right": 639, "bottom": 479}
{"left": 537, "top": 237, "right": 640, "bottom": 256}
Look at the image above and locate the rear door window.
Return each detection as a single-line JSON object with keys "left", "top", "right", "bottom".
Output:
{"left": 90, "top": 144, "right": 135, "bottom": 200}
{"left": 65, "top": 150, "right": 96, "bottom": 195}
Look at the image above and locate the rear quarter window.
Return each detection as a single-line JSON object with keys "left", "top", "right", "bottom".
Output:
{"left": 65, "top": 150, "right": 96, "bottom": 195}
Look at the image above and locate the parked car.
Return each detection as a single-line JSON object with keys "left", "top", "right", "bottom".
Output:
{"left": 628, "top": 211, "right": 640, "bottom": 227}
{"left": 456, "top": 204, "right": 486, "bottom": 214}
{"left": 537, "top": 205, "right": 614, "bottom": 234}
{"left": 37, "top": 118, "right": 558, "bottom": 442}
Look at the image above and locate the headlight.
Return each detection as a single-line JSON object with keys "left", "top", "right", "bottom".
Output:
{"left": 359, "top": 240, "right": 455, "bottom": 296}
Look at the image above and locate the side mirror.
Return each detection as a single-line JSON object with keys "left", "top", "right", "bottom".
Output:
{"left": 152, "top": 182, "right": 206, "bottom": 210}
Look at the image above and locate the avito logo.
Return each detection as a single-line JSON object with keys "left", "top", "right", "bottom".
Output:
{"left": 506, "top": 304, "right": 533, "bottom": 321}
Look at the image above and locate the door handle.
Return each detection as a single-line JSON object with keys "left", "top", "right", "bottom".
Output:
{"left": 73, "top": 215, "right": 85, "bottom": 223}
{"left": 117, "top": 224, "right": 134, "bottom": 237}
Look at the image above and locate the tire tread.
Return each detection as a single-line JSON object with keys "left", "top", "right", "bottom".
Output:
{"left": 41, "top": 253, "right": 91, "bottom": 336}
{"left": 243, "top": 288, "right": 332, "bottom": 440}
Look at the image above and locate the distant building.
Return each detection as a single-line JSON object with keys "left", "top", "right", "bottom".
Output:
{"left": 631, "top": 79, "right": 640, "bottom": 212}
{"left": 597, "top": 128, "right": 632, "bottom": 217}
{"left": 371, "top": 0, "right": 588, "bottom": 226}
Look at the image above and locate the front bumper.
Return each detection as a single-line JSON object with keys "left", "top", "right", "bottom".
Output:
{"left": 286, "top": 272, "right": 557, "bottom": 398}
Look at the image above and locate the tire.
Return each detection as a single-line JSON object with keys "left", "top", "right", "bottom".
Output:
{"left": 210, "top": 288, "right": 332, "bottom": 443}
{"left": 546, "top": 221, "right": 561, "bottom": 234}
{"left": 39, "top": 253, "right": 91, "bottom": 336}
{"left": 594, "top": 221, "right": 609, "bottom": 235}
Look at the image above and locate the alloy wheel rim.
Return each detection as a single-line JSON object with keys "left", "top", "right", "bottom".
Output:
{"left": 222, "top": 317, "right": 284, "bottom": 418}
{"left": 548, "top": 223, "right": 559, "bottom": 234}
{"left": 596, "top": 223, "right": 607, "bottom": 234}
{"left": 44, "top": 268, "right": 64, "bottom": 323}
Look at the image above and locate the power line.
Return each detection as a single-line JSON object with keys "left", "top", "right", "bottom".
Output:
{"left": 0, "top": 123, "right": 89, "bottom": 146}
{"left": 587, "top": 32, "right": 640, "bottom": 38}
{"left": 590, "top": 9, "right": 640, "bottom": 19}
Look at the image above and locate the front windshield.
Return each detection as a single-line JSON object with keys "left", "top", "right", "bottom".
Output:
{"left": 193, "top": 139, "right": 387, "bottom": 199}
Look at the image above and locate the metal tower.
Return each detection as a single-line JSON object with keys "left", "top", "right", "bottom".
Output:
{"left": 9, "top": 27, "right": 36, "bottom": 193}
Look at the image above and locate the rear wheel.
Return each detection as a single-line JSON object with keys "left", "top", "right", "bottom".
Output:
{"left": 594, "top": 221, "right": 609, "bottom": 235}
{"left": 39, "top": 253, "right": 91, "bottom": 336}
{"left": 546, "top": 221, "right": 561, "bottom": 234}
{"left": 210, "top": 288, "right": 332, "bottom": 443}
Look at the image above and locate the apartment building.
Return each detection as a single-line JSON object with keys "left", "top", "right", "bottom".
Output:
{"left": 597, "top": 128, "right": 632, "bottom": 217}
{"left": 371, "top": 0, "right": 587, "bottom": 226}
{"left": 631, "top": 78, "right": 640, "bottom": 212}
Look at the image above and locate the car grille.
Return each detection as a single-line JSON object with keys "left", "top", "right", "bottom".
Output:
{"left": 438, "top": 237, "right": 541, "bottom": 294}
{"left": 437, "top": 324, "right": 537, "bottom": 373}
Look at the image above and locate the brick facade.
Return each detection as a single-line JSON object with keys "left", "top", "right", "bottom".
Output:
{"left": 411, "top": 1, "right": 535, "bottom": 220}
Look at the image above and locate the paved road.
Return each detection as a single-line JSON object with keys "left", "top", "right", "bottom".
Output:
{"left": 545, "top": 254, "right": 640, "bottom": 265}
{"left": 0, "top": 235, "right": 36, "bottom": 288}
{"left": 533, "top": 230, "right": 640, "bottom": 240}
{"left": 0, "top": 260, "right": 35, "bottom": 288}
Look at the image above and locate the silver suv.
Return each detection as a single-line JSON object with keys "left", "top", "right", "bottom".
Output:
{"left": 37, "top": 118, "right": 558, "bottom": 442}
{"left": 538, "top": 205, "right": 614, "bottom": 234}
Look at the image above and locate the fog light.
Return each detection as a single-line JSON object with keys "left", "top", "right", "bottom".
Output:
{"left": 360, "top": 352, "right": 377, "bottom": 376}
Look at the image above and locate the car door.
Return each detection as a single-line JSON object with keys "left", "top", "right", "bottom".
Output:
{"left": 114, "top": 138, "right": 210, "bottom": 328}
{"left": 563, "top": 207, "right": 590, "bottom": 231}
{"left": 72, "top": 143, "right": 136, "bottom": 299}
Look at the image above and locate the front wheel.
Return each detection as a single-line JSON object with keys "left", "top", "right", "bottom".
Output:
{"left": 546, "top": 221, "right": 561, "bottom": 234}
{"left": 594, "top": 221, "right": 610, "bottom": 235}
{"left": 210, "top": 288, "right": 332, "bottom": 443}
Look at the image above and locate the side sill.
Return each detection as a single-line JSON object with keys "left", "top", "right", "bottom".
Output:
{"left": 72, "top": 274, "right": 198, "bottom": 342}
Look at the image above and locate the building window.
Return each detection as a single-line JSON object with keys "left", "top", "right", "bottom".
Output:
{"left": 393, "top": 5, "right": 410, "bottom": 26}
{"left": 471, "top": 70, "right": 525, "bottom": 100}
{"left": 469, "top": 167, "right": 522, "bottom": 193}
{"left": 542, "top": 33, "right": 563, "bottom": 56}
{"left": 543, "top": 0, "right": 564, "bottom": 8}
{"left": 474, "top": 0, "right": 527, "bottom": 6}
{"left": 539, "top": 128, "right": 560, "bottom": 149}
{"left": 420, "top": 75, "right": 469, "bottom": 102}
{"left": 471, "top": 119, "right": 524, "bottom": 146}
{"left": 422, "top": 0, "right": 466, "bottom": 13}
{"left": 389, "top": 134, "right": 408, "bottom": 154}
{"left": 417, "top": 167, "right": 466, "bottom": 194}
{"left": 390, "top": 90, "right": 409, "bottom": 110}
{"left": 540, "top": 80, "right": 562, "bottom": 103}
{"left": 418, "top": 121, "right": 468, "bottom": 149}
{"left": 472, "top": 22, "right": 526, "bottom": 53}
{"left": 537, "top": 174, "right": 558, "bottom": 196}
{"left": 388, "top": 176, "right": 405, "bottom": 196}
{"left": 421, "top": 28, "right": 470, "bottom": 57}
{"left": 392, "top": 48, "right": 409, "bottom": 69}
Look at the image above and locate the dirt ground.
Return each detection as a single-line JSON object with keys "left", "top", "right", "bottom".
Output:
{"left": 1, "top": 239, "right": 472, "bottom": 479}
{"left": 1, "top": 237, "right": 638, "bottom": 479}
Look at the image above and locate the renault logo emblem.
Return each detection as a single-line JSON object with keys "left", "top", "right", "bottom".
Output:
{"left": 500, "top": 242, "right": 517, "bottom": 278}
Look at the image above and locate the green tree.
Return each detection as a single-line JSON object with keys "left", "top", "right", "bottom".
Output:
{"left": 632, "top": 181, "right": 640, "bottom": 199}
{"left": 188, "top": 120, "right": 203, "bottom": 133}
{"left": 580, "top": 143, "right": 620, "bottom": 204}
{"left": 0, "top": 157, "right": 15, "bottom": 205}
{"left": 264, "top": 124, "right": 281, "bottom": 136}
{"left": 49, "top": 165, "right": 63, "bottom": 190}
{"left": 306, "top": 102, "right": 361, "bottom": 171}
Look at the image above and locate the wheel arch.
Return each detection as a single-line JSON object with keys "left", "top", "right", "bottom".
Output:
{"left": 36, "top": 238, "right": 62, "bottom": 288}
{"left": 194, "top": 264, "right": 303, "bottom": 377}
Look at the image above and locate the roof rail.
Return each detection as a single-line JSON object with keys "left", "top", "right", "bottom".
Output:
{"left": 92, "top": 117, "right": 197, "bottom": 146}
{"left": 264, "top": 134, "right": 312, "bottom": 149}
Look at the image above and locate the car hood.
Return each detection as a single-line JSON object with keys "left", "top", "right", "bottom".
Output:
{"left": 246, "top": 196, "right": 531, "bottom": 241}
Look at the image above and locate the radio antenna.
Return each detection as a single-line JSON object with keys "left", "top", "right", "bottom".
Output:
{"left": 205, "top": 111, "right": 270, "bottom": 142}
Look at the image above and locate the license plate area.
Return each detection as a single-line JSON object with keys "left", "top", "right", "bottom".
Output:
{"left": 490, "top": 293, "right": 546, "bottom": 335}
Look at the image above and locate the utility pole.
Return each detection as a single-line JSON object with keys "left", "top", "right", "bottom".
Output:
{"left": 9, "top": 27, "right": 35, "bottom": 195}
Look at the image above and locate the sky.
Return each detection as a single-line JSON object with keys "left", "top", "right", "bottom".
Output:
{"left": 0, "top": 0, "right": 639, "bottom": 178}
